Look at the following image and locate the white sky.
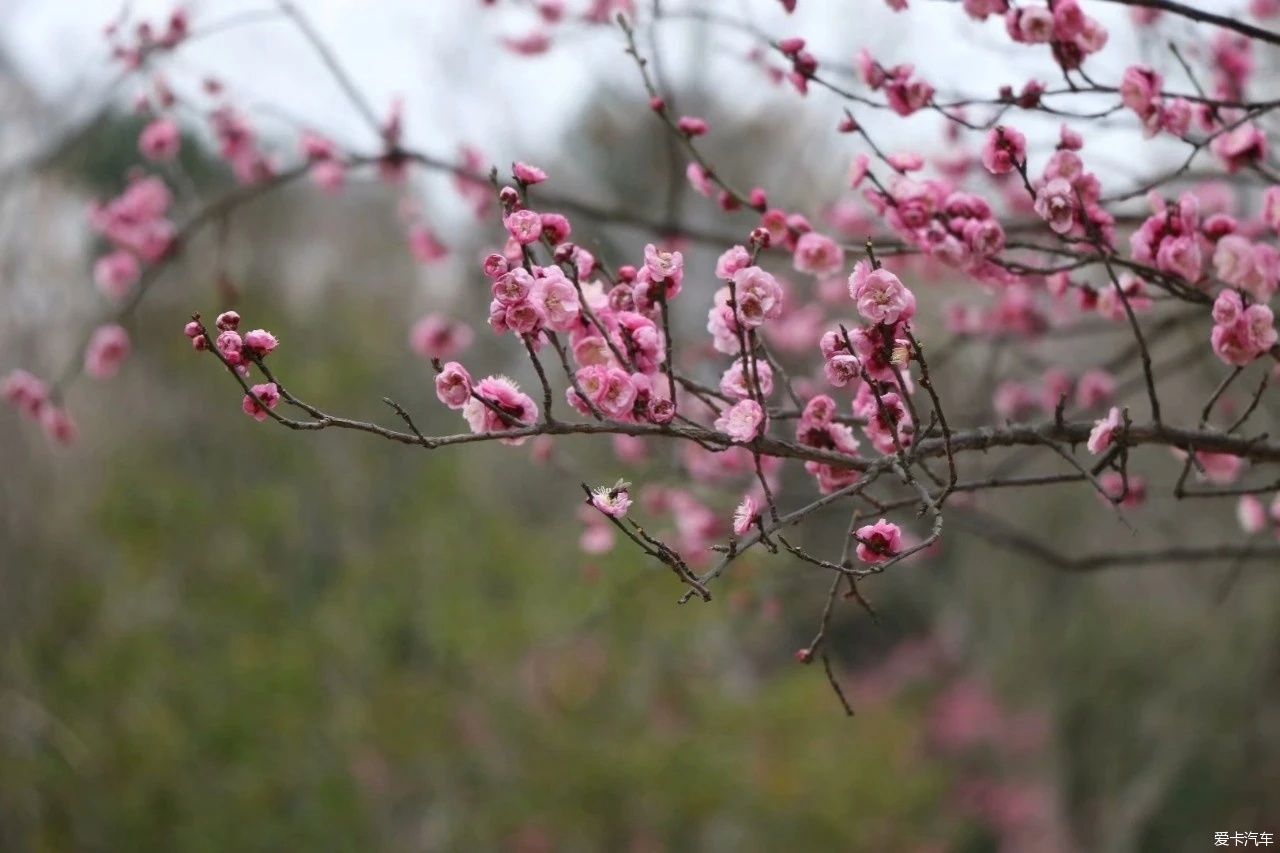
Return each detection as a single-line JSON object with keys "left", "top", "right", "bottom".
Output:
{"left": 0, "top": 0, "right": 1258, "bottom": 217}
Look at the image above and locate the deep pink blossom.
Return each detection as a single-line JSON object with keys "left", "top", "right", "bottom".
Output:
{"left": 2, "top": 369, "right": 48, "bottom": 418}
{"left": 241, "top": 383, "right": 280, "bottom": 422}
{"left": 855, "top": 519, "right": 903, "bottom": 564}
{"left": 980, "top": 126, "right": 1026, "bottom": 175}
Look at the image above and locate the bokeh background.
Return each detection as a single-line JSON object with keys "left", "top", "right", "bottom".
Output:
{"left": 2, "top": 1, "right": 1279, "bottom": 850}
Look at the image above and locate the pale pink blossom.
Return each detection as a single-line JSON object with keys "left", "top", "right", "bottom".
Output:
{"left": 434, "top": 362, "right": 472, "bottom": 409}
{"left": 40, "top": 405, "right": 78, "bottom": 446}
{"left": 1099, "top": 471, "right": 1147, "bottom": 508}
{"left": 463, "top": 375, "right": 538, "bottom": 444}
{"left": 409, "top": 314, "right": 473, "bottom": 361}
{"left": 93, "top": 250, "right": 140, "bottom": 300}
{"left": 719, "top": 360, "right": 774, "bottom": 400}
{"left": 85, "top": 324, "right": 131, "bottom": 379}
{"left": 792, "top": 232, "right": 844, "bottom": 277}
{"left": 1238, "top": 495, "right": 1267, "bottom": 534}
{"left": 1119, "top": 65, "right": 1162, "bottom": 119}
{"left": 1034, "top": 178, "right": 1076, "bottom": 234}
{"left": 1086, "top": 406, "right": 1123, "bottom": 454}
{"left": 643, "top": 243, "right": 683, "bottom": 282}
{"left": 408, "top": 225, "right": 448, "bottom": 263}
{"left": 504, "top": 209, "right": 543, "bottom": 245}
{"left": 530, "top": 268, "right": 580, "bottom": 331}
{"left": 590, "top": 480, "right": 632, "bottom": 518}
{"left": 513, "top": 161, "right": 547, "bottom": 184}
{"left": 732, "top": 495, "right": 759, "bottom": 536}
{"left": 714, "top": 399, "right": 766, "bottom": 443}
{"left": 1263, "top": 186, "right": 1280, "bottom": 233}
{"left": 1212, "top": 123, "right": 1267, "bottom": 173}
{"left": 715, "top": 245, "right": 751, "bottom": 280}
{"left": 849, "top": 262, "right": 915, "bottom": 325}
{"left": 730, "top": 266, "right": 784, "bottom": 328}
{"left": 1074, "top": 369, "right": 1115, "bottom": 409}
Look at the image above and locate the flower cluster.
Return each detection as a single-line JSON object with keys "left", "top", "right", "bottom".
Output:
{"left": 89, "top": 176, "right": 175, "bottom": 299}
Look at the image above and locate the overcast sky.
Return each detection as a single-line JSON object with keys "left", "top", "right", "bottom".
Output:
{"left": 0, "top": 0, "right": 1249, "bottom": 215}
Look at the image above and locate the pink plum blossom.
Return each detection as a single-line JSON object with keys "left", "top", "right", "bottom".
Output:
{"left": 590, "top": 480, "right": 633, "bottom": 518}
{"left": 855, "top": 519, "right": 903, "bottom": 564}
{"left": 732, "top": 495, "right": 759, "bottom": 536}
{"left": 410, "top": 314, "right": 473, "bottom": 361}
{"left": 792, "top": 232, "right": 844, "bottom": 277}
{"left": 463, "top": 375, "right": 538, "bottom": 444}
{"left": 241, "top": 383, "right": 280, "bottom": 422}
{"left": 714, "top": 399, "right": 766, "bottom": 443}
{"left": 84, "top": 324, "right": 131, "bottom": 379}
{"left": 435, "top": 362, "right": 473, "bottom": 409}
{"left": 1086, "top": 406, "right": 1123, "bottom": 454}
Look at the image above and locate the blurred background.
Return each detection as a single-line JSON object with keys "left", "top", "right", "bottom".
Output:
{"left": 2, "top": 1, "right": 1279, "bottom": 850}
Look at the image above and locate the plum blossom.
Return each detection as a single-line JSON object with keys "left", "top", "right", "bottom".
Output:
{"left": 513, "top": 161, "right": 547, "bottom": 184}
{"left": 410, "top": 314, "right": 473, "bottom": 361}
{"left": 94, "top": 250, "right": 140, "bottom": 300}
{"left": 139, "top": 117, "right": 181, "bottom": 161}
{"left": 1211, "top": 290, "right": 1277, "bottom": 366}
{"left": 85, "top": 325, "right": 131, "bottom": 379}
{"left": 715, "top": 245, "right": 751, "bottom": 280}
{"left": 854, "top": 519, "right": 903, "bottom": 564}
{"left": 1086, "top": 406, "right": 1124, "bottom": 454}
{"left": 719, "top": 360, "right": 774, "bottom": 400}
{"left": 40, "top": 406, "right": 78, "bottom": 446}
{"left": 730, "top": 266, "right": 784, "bottom": 328}
{"left": 243, "top": 329, "right": 279, "bottom": 358}
{"left": 1033, "top": 178, "right": 1076, "bottom": 234}
{"left": 435, "top": 362, "right": 473, "bottom": 409}
{"left": 732, "top": 495, "right": 759, "bottom": 536}
{"left": 1212, "top": 124, "right": 1267, "bottom": 173}
{"left": 980, "top": 126, "right": 1026, "bottom": 175}
{"left": 530, "top": 268, "right": 581, "bottom": 331}
{"left": 241, "top": 383, "right": 280, "bottom": 422}
{"left": 504, "top": 209, "right": 543, "bottom": 245}
{"left": 714, "top": 399, "right": 766, "bottom": 443}
{"left": 589, "top": 480, "right": 632, "bottom": 518}
{"left": 792, "top": 232, "right": 844, "bottom": 277}
{"left": 463, "top": 375, "right": 538, "bottom": 444}
{"left": 3, "top": 369, "right": 48, "bottom": 418}
{"left": 643, "top": 243, "right": 684, "bottom": 283}
{"left": 849, "top": 262, "right": 915, "bottom": 325}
